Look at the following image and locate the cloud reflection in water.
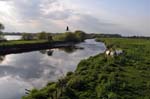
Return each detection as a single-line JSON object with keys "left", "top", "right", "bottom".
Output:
{"left": 0, "top": 39, "right": 106, "bottom": 99}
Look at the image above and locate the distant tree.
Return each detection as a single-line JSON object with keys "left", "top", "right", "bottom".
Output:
{"left": 64, "top": 32, "right": 78, "bottom": 42}
{"left": 74, "top": 30, "right": 86, "bottom": 42}
{"left": 53, "top": 31, "right": 86, "bottom": 42}
{"left": 52, "top": 34, "right": 65, "bottom": 41}
{"left": 37, "top": 31, "right": 52, "bottom": 41}
{"left": 37, "top": 31, "right": 47, "bottom": 40}
{"left": 0, "top": 23, "right": 4, "bottom": 33}
{"left": 47, "top": 34, "right": 52, "bottom": 41}
{"left": 22, "top": 33, "right": 34, "bottom": 40}
{"left": 0, "top": 23, "right": 5, "bottom": 41}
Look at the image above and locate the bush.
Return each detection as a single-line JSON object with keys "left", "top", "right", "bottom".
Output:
{"left": 53, "top": 31, "right": 86, "bottom": 42}
{"left": 36, "top": 32, "right": 52, "bottom": 41}
{"left": 22, "top": 33, "right": 34, "bottom": 40}
{"left": 74, "top": 30, "right": 86, "bottom": 42}
{"left": 67, "top": 76, "right": 87, "bottom": 91}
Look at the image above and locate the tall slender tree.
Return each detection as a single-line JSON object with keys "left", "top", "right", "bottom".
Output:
{"left": 0, "top": 23, "right": 4, "bottom": 33}
{"left": 0, "top": 23, "right": 5, "bottom": 40}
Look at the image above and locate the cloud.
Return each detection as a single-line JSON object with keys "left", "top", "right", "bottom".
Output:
{"left": 0, "top": 76, "right": 31, "bottom": 99}
{"left": 40, "top": 0, "right": 74, "bottom": 20}
{"left": 65, "top": 13, "right": 130, "bottom": 34}
{"left": 44, "top": 9, "right": 74, "bottom": 20}
{"left": 0, "top": 0, "right": 11, "bottom": 1}
{"left": 11, "top": 0, "right": 42, "bottom": 19}
{"left": 0, "top": 0, "right": 149, "bottom": 36}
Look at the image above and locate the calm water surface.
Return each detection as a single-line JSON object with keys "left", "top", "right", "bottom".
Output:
{"left": 0, "top": 37, "right": 106, "bottom": 99}
{"left": 4, "top": 35, "right": 21, "bottom": 40}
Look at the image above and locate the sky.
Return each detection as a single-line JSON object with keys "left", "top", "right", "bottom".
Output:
{"left": 0, "top": 0, "right": 150, "bottom": 36}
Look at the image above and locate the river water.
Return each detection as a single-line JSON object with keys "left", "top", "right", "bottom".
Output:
{"left": 0, "top": 36, "right": 106, "bottom": 99}
{"left": 4, "top": 35, "right": 22, "bottom": 40}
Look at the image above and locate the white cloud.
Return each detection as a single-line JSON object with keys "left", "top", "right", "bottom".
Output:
{"left": 0, "top": 0, "right": 149, "bottom": 36}
{"left": 0, "top": 76, "right": 32, "bottom": 99}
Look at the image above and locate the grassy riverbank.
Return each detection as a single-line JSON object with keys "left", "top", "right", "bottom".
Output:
{"left": 22, "top": 38, "right": 150, "bottom": 99}
{"left": 0, "top": 33, "right": 87, "bottom": 55}
{"left": 0, "top": 39, "right": 78, "bottom": 55}
{"left": 0, "top": 40, "right": 50, "bottom": 55}
{"left": 0, "top": 31, "right": 86, "bottom": 47}
{"left": 0, "top": 40, "right": 48, "bottom": 46}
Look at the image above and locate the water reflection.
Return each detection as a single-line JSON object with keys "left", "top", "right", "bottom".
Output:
{"left": 4, "top": 35, "right": 21, "bottom": 40}
{"left": 40, "top": 46, "right": 84, "bottom": 56}
{"left": 58, "top": 46, "right": 84, "bottom": 53}
{"left": 0, "top": 39, "right": 106, "bottom": 99}
{"left": 59, "top": 47, "right": 77, "bottom": 53}
{"left": 39, "top": 50, "right": 47, "bottom": 54}
{"left": 39, "top": 49, "right": 54, "bottom": 56}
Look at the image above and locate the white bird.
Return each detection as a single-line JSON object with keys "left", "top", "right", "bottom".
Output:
{"left": 105, "top": 50, "right": 110, "bottom": 55}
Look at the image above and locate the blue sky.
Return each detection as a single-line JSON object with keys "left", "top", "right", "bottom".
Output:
{"left": 0, "top": 0, "right": 149, "bottom": 36}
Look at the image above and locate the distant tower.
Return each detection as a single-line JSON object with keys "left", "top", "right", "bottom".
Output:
{"left": 66, "top": 26, "right": 69, "bottom": 32}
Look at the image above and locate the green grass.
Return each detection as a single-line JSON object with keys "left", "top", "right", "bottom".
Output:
{"left": 22, "top": 37, "right": 150, "bottom": 99}
{"left": 0, "top": 40, "right": 48, "bottom": 46}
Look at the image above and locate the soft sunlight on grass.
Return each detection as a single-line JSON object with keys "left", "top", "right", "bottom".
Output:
{"left": 23, "top": 38, "right": 150, "bottom": 99}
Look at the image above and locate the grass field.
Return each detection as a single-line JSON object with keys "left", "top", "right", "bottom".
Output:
{"left": 22, "top": 37, "right": 150, "bottom": 99}
{"left": 96, "top": 38, "right": 150, "bottom": 98}
{"left": 0, "top": 40, "right": 48, "bottom": 46}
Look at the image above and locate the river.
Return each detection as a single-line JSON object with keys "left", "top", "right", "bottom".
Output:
{"left": 0, "top": 36, "right": 106, "bottom": 99}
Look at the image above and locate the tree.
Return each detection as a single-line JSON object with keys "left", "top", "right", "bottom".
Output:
{"left": 64, "top": 32, "right": 78, "bottom": 42}
{"left": 0, "top": 23, "right": 5, "bottom": 41}
{"left": 0, "top": 23, "right": 4, "bottom": 33}
{"left": 74, "top": 30, "right": 86, "bottom": 42}
{"left": 53, "top": 32, "right": 78, "bottom": 42}
{"left": 36, "top": 31, "right": 52, "bottom": 41}
{"left": 22, "top": 33, "right": 34, "bottom": 40}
